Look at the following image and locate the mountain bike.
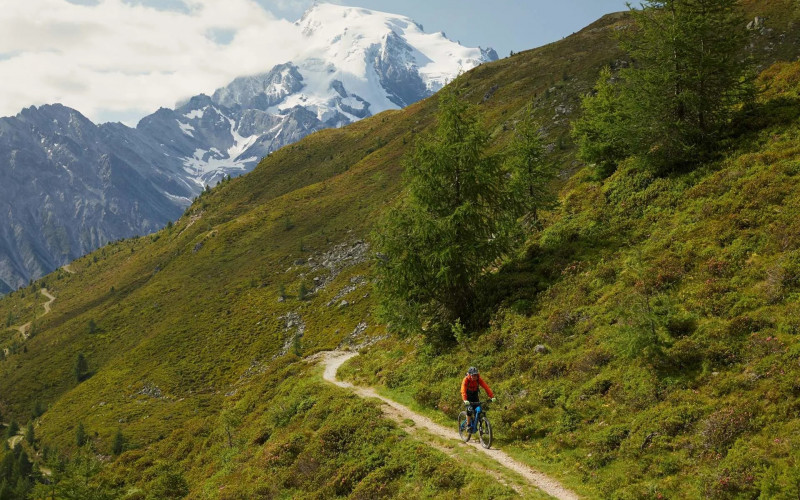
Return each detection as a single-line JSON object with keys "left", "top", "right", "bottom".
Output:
{"left": 458, "top": 401, "right": 492, "bottom": 449}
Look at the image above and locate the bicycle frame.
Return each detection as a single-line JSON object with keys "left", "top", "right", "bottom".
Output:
{"left": 459, "top": 400, "right": 492, "bottom": 449}
{"left": 468, "top": 401, "right": 488, "bottom": 432}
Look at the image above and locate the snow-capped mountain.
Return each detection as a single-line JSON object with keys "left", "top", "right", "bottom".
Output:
{"left": 0, "top": 3, "right": 497, "bottom": 292}
{"left": 154, "top": 3, "right": 497, "bottom": 187}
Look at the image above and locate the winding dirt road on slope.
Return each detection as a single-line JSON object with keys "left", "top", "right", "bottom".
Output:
{"left": 40, "top": 289, "right": 55, "bottom": 314}
{"left": 12, "top": 288, "right": 56, "bottom": 339}
{"left": 319, "top": 350, "right": 581, "bottom": 500}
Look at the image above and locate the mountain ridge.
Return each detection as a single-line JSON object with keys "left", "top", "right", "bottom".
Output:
{"left": 0, "top": 2, "right": 497, "bottom": 292}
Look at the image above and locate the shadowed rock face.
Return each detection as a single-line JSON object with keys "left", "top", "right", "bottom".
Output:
{"left": 373, "top": 31, "right": 429, "bottom": 107}
{"left": 0, "top": 104, "right": 190, "bottom": 291}
{"left": 212, "top": 64, "right": 305, "bottom": 111}
{"left": 0, "top": 6, "right": 497, "bottom": 292}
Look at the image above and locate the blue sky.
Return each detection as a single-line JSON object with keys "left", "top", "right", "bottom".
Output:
{"left": 0, "top": 0, "right": 628, "bottom": 124}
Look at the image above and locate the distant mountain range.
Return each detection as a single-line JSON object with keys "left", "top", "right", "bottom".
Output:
{"left": 0, "top": 3, "right": 497, "bottom": 292}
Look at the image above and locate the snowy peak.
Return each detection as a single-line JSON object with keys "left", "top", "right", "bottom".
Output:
{"left": 294, "top": 2, "right": 496, "bottom": 100}
{"left": 172, "top": 2, "right": 497, "bottom": 187}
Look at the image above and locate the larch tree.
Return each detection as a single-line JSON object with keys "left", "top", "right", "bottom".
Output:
{"left": 373, "top": 85, "right": 518, "bottom": 345}
{"left": 507, "top": 106, "right": 559, "bottom": 218}
{"left": 575, "top": 0, "right": 755, "bottom": 172}
{"left": 618, "top": 0, "right": 755, "bottom": 168}
{"left": 572, "top": 66, "right": 631, "bottom": 177}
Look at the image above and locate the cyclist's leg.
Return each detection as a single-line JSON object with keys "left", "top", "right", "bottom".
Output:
{"left": 466, "top": 390, "right": 479, "bottom": 430}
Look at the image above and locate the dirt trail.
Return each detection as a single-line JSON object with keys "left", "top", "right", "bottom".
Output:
{"left": 320, "top": 351, "right": 581, "bottom": 500}
{"left": 10, "top": 288, "right": 56, "bottom": 339}
{"left": 62, "top": 264, "right": 76, "bottom": 274}
{"left": 40, "top": 288, "right": 55, "bottom": 314}
{"left": 7, "top": 433, "right": 23, "bottom": 449}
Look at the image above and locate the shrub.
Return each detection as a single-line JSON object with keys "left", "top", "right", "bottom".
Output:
{"left": 658, "top": 403, "right": 703, "bottom": 437}
{"left": 148, "top": 464, "right": 189, "bottom": 499}
{"left": 412, "top": 384, "right": 439, "bottom": 409}
{"left": 701, "top": 406, "right": 753, "bottom": 453}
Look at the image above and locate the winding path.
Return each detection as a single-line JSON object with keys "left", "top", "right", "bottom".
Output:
{"left": 12, "top": 288, "right": 56, "bottom": 339}
{"left": 319, "top": 350, "right": 581, "bottom": 500}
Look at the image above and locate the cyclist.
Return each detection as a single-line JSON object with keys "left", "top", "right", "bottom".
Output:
{"left": 461, "top": 366, "right": 495, "bottom": 431}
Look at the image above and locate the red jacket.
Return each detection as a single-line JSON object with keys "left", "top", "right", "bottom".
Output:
{"left": 461, "top": 374, "right": 494, "bottom": 400}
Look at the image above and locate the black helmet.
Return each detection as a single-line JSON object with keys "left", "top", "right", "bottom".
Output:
{"left": 467, "top": 366, "right": 479, "bottom": 375}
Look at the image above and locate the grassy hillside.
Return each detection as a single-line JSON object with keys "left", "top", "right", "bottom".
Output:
{"left": 340, "top": 49, "right": 800, "bottom": 500}
{"left": 0, "top": 6, "right": 634, "bottom": 422}
{"left": 1, "top": 2, "right": 799, "bottom": 498}
{"left": 0, "top": 10, "right": 633, "bottom": 498}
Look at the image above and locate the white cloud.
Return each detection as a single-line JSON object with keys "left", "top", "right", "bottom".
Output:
{"left": 0, "top": 0, "right": 305, "bottom": 124}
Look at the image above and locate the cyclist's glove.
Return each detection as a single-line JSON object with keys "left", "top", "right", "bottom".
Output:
{"left": 463, "top": 400, "right": 470, "bottom": 406}
{"left": 491, "top": 397, "right": 496, "bottom": 403}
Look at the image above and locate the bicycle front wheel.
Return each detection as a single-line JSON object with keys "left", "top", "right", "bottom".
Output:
{"left": 478, "top": 414, "right": 492, "bottom": 449}
{"left": 457, "top": 411, "right": 470, "bottom": 442}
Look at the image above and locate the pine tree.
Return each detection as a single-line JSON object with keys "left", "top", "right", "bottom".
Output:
{"left": 12, "top": 477, "right": 30, "bottom": 500}
{"left": 5, "top": 421, "right": 18, "bottom": 441}
{"left": 24, "top": 422, "right": 34, "bottom": 446}
{"left": 506, "top": 106, "right": 558, "bottom": 220}
{"left": 0, "top": 453, "right": 14, "bottom": 483}
{"left": 617, "top": 0, "right": 754, "bottom": 168}
{"left": 74, "top": 353, "right": 88, "bottom": 382}
{"left": 16, "top": 451, "right": 31, "bottom": 479}
{"left": 572, "top": 66, "right": 631, "bottom": 177}
{"left": 75, "top": 422, "right": 87, "bottom": 447}
{"left": 31, "top": 400, "right": 45, "bottom": 419}
{"left": 374, "top": 85, "right": 518, "bottom": 344}
{"left": 111, "top": 429, "right": 124, "bottom": 456}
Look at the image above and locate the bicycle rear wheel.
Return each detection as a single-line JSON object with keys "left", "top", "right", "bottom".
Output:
{"left": 457, "top": 411, "right": 470, "bottom": 442}
{"left": 478, "top": 414, "right": 492, "bottom": 449}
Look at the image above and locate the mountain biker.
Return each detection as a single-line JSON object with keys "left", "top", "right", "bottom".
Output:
{"left": 461, "top": 366, "right": 495, "bottom": 431}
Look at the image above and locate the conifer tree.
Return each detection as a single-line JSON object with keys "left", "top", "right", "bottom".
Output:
{"left": 31, "top": 400, "right": 45, "bottom": 419}
{"left": 572, "top": 66, "right": 631, "bottom": 177}
{"left": 618, "top": 0, "right": 754, "bottom": 168}
{"left": 0, "top": 453, "right": 14, "bottom": 482}
{"left": 12, "top": 477, "right": 30, "bottom": 500}
{"left": 24, "top": 422, "right": 34, "bottom": 446}
{"left": 74, "top": 353, "right": 88, "bottom": 382}
{"left": 5, "top": 421, "right": 18, "bottom": 441}
{"left": 374, "top": 85, "right": 518, "bottom": 344}
{"left": 507, "top": 107, "right": 558, "bottom": 219}
{"left": 15, "top": 451, "right": 31, "bottom": 479}
{"left": 75, "top": 422, "right": 87, "bottom": 447}
{"left": 111, "top": 429, "right": 124, "bottom": 456}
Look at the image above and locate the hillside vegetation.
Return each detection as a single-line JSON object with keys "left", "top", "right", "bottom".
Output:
{"left": 1, "top": 1, "right": 800, "bottom": 498}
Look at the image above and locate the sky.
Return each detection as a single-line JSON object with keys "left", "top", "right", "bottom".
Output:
{"left": 0, "top": 0, "right": 628, "bottom": 125}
